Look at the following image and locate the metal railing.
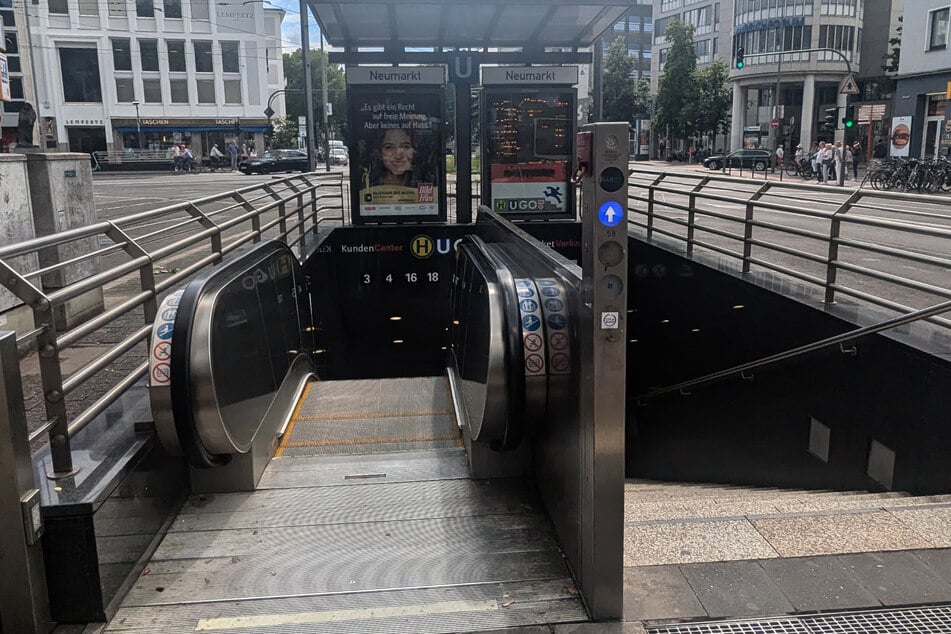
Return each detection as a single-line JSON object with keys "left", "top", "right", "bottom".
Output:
{"left": 626, "top": 167, "right": 951, "bottom": 399}
{"left": 0, "top": 172, "right": 345, "bottom": 476}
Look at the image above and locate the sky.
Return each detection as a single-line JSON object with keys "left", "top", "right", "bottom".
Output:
{"left": 266, "top": 0, "right": 321, "bottom": 53}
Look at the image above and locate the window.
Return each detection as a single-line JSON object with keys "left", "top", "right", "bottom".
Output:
{"left": 196, "top": 78, "right": 215, "bottom": 103}
{"left": 930, "top": 8, "right": 949, "bottom": 50}
{"left": 191, "top": 0, "right": 209, "bottom": 20}
{"left": 139, "top": 39, "right": 159, "bottom": 71}
{"left": 115, "top": 77, "right": 135, "bottom": 102}
{"left": 107, "top": 0, "right": 126, "bottom": 16}
{"left": 163, "top": 0, "right": 182, "bottom": 18}
{"left": 49, "top": 0, "right": 68, "bottom": 14}
{"left": 112, "top": 39, "right": 132, "bottom": 70}
{"left": 10, "top": 77, "right": 24, "bottom": 99}
{"left": 78, "top": 0, "right": 98, "bottom": 16}
{"left": 224, "top": 79, "right": 241, "bottom": 104}
{"left": 136, "top": 0, "right": 154, "bottom": 18}
{"left": 170, "top": 78, "right": 189, "bottom": 102}
{"left": 166, "top": 40, "right": 186, "bottom": 72}
{"left": 60, "top": 48, "right": 102, "bottom": 102}
{"left": 194, "top": 41, "right": 213, "bottom": 72}
{"left": 221, "top": 41, "right": 240, "bottom": 73}
{"left": 143, "top": 78, "right": 162, "bottom": 102}
{"left": 4, "top": 32, "right": 18, "bottom": 54}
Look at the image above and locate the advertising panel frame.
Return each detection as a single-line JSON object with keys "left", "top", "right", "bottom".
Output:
{"left": 889, "top": 116, "right": 912, "bottom": 158}
{"left": 481, "top": 68, "right": 577, "bottom": 222}
{"left": 347, "top": 67, "right": 447, "bottom": 225}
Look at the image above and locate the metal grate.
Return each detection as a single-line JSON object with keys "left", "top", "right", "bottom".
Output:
{"left": 804, "top": 605, "right": 951, "bottom": 633}
{"left": 647, "top": 605, "right": 951, "bottom": 634}
{"left": 648, "top": 619, "right": 808, "bottom": 633}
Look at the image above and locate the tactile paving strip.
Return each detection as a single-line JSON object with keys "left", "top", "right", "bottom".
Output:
{"left": 647, "top": 605, "right": 951, "bottom": 634}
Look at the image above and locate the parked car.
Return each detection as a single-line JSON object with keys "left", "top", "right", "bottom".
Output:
{"left": 239, "top": 149, "right": 310, "bottom": 174}
{"left": 329, "top": 148, "right": 349, "bottom": 165}
{"left": 702, "top": 149, "right": 772, "bottom": 171}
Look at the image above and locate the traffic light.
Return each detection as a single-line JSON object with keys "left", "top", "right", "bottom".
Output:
{"left": 233, "top": 119, "right": 241, "bottom": 136}
{"left": 842, "top": 105, "right": 856, "bottom": 129}
{"left": 735, "top": 47, "right": 745, "bottom": 69}
{"left": 823, "top": 107, "right": 838, "bottom": 130}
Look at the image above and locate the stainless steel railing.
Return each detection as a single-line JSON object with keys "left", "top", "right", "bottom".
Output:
{"left": 626, "top": 167, "right": 951, "bottom": 401}
{"left": 627, "top": 168, "right": 951, "bottom": 329}
{"left": 0, "top": 172, "right": 345, "bottom": 476}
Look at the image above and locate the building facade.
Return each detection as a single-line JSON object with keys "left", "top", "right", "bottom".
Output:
{"left": 893, "top": 1, "right": 951, "bottom": 159}
{"left": 651, "top": 0, "right": 729, "bottom": 93}
{"left": 608, "top": 0, "right": 654, "bottom": 83}
{"left": 25, "top": 0, "right": 285, "bottom": 159}
{"left": 1, "top": 0, "right": 39, "bottom": 150}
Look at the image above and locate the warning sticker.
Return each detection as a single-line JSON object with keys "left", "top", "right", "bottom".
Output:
{"left": 150, "top": 289, "right": 184, "bottom": 386}
{"left": 515, "top": 278, "right": 546, "bottom": 376}
{"left": 537, "top": 278, "right": 571, "bottom": 375}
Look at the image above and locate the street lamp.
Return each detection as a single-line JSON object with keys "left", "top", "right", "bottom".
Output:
{"left": 131, "top": 100, "right": 142, "bottom": 150}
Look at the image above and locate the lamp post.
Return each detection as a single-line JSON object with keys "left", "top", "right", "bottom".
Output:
{"left": 132, "top": 100, "right": 142, "bottom": 150}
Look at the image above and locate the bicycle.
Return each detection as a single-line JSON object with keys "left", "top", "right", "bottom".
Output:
{"left": 170, "top": 158, "right": 199, "bottom": 174}
{"left": 784, "top": 158, "right": 814, "bottom": 180}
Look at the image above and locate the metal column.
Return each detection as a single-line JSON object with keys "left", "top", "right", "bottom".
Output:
{"left": 578, "top": 122, "right": 628, "bottom": 620}
{"left": 0, "top": 332, "right": 51, "bottom": 633}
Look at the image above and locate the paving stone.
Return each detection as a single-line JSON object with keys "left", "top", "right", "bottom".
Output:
{"left": 680, "top": 560, "right": 795, "bottom": 618}
{"left": 760, "top": 555, "right": 880, "bottom": 612}
{"left": 623, "top": 565, "right": 707, "bottom": 622}
{"left": 624, "top": 520, "right": 778, "bottom": 566}
{"left": 890, "top": 506, "right": 951, "bottom": 547}
{"left": 913, "top": 548, "right": 951, "bottom": 585}
{"left": 836, "top": 551, "right": 951, "bottom": 606}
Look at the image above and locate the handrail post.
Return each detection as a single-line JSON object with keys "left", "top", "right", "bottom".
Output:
{"left": 686, "top": 176, "right": 710, "bottom": 255}
{"left": 185, "top": 202, "right": 223, "bottom": 256}
{"left": 0, "top": 331, "right": 52, "bottom": 633}
{"left": 105, "top": 222, "right": 157, "bottom": 323}
{"left": 278, "top": 201, "right": 288, "bottom": 240}
{"left": 825, "top": 189, "right": 863, "bottom": 304}
{"left": 646, "top": 173, "right": 665, "bottom": 239}
{"left": 231, "top": 192, "right": 262, "bottom": 243}
{"left": 296, "top": 193, "right": 306, "bottom": 246}
{"left": 742, "top": 182, "right": 772, "bottom": 273}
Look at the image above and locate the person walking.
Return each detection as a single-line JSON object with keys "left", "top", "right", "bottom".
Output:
{"left": 813, "top": 142, "right": 824, "bottom": 183}
{"left": 227, "top": 140, "right": 240, "bottom": 170}
{"left": 852, "top": 142, "right": 863, "bottom": 179}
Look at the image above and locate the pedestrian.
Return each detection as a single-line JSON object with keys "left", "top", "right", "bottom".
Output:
{"left": 832, "top": 141, "right": 844, "bottom": 183}
{"left": 851, "top": 142, "right": 863, "bottom": 179}
{"left": 227, "top": 140, "right": 239, "bottom": 170}
{"left": 794, "top": 144, "right": 803, "bottom": 171}
{"left": 813, "top": 142, "right": 825, "bottom": 183}
{"left": 171, "top": 143, "right": 182, "bottom": 170}
{"left": 775, "top": 145, "right": 784, "bottom": 169}
{"left": 843, "top": 143, "right": 853, "bottom": 181}
{"left": 182, "top": 144, "right": 195, "bottom": 171}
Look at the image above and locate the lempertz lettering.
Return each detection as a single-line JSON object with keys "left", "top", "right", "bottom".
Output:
{"left": 505, "top": 70, "right": 556, "bottom": 82}
{"left": 368, "top": 70, "right": 422, "bottom": 82}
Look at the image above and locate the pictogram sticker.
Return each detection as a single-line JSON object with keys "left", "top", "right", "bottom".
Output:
{"left": 524, "top": 333, "right": 543, "bottom": 352}
{"left": 151, "top": 362, "right": 171, "bottom": 384}
{"left": 152, "top": 341, "right": 171, "bottom": 361}
{"left": 550, "top": 352, "right": 570, "bottom": 373}
{"left": 525, "top": 353, "right": 544, "bottom": 373}
{"left": 156, "top": 322, "right": 175, "bottom": 340}
{"left": 550, "top": 331, "right": 569, "bottom": 351}
{"left": 161, "top": 308, "right": 177, "bottom": 322}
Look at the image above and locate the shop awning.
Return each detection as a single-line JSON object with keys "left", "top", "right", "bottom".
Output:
{"left": 114, "top": 125, "right": 268, "bottom": 133}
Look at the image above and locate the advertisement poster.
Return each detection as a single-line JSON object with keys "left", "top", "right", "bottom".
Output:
{"left": 349, "top": 88, "right": 445, "bottom": 222}
{"left": 484, "top": 89, "right": 574, "bottom": 218}
{"left": 889, "top": 116, "right": 912, "bottom": 157}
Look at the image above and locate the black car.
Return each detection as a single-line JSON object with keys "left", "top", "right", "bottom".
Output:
{"left": 239, "top": 149, "right": 310, "bottom": 174}
{"left": 702, "top": 149, "right": 772, "bottom": 171}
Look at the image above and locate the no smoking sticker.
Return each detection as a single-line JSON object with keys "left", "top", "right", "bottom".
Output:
{"left": 601, "top": 312, "right": 619, "bottom": 329}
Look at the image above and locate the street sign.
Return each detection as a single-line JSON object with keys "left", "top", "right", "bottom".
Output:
{"left": 770, "top": 119, "right": 779, "bottom": 128}
{"left": 263, "top": 106, "right": 275, "bottom": 118}
{"left": 839, "top": 74, "right": 859, "bottom": 95}
{"left": 858, "top": 104, "right": 887, "bottom": 123}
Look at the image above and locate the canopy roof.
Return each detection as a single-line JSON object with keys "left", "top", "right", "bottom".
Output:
{"left": 307, "top": 0, "right": 633, "bottom": 51}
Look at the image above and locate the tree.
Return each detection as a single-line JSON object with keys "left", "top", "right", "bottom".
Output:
{"left": 602, "top": 36, "right": 638, "bottom": 124}
{"left": 281, "top": 49, "right": 347, "bottom": 141}
{"left": 692, "top": 60, "right": 732, "bottom": 143}
{"left": 879, "top": 15, "right": 902, "bottom": 96}
{"left": 653, "top": 21, "right": 698, "bottom": 145}
{"left": 270, "top": 116, "right": 298, "bottom": 149}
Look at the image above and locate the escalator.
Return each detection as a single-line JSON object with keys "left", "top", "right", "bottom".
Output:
{"left": 126, "top": 232, "right": 597, "bottom": 632}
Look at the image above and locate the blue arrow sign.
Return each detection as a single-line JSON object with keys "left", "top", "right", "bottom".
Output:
{"left": 598, "top": 201, "right": 624, "bottom": 227}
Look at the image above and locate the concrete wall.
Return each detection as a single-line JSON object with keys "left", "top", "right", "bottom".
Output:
{"left": 0, "top": 155, "right": 40, "bottom": 336}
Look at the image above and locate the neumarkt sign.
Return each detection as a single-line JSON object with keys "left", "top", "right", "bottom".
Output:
{"left": 481, "top": 66, "right": 579, "bottom": 85}
{"left": 346, "top": 66, "right": 446, "bottom": 85}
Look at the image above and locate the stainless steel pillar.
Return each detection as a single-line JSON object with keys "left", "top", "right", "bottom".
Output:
{"left": 0, "top": 331, "right": 51, "bottom": 633}
{"left": 578, "top": 121, "right": 628, "bottom": 620}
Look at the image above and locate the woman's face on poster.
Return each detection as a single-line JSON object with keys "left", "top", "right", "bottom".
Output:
{"left": 382, "top": 128, "right": 414, "bottom": 176}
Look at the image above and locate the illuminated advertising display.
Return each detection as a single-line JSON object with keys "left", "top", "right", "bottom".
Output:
{"left": 347, "top": 67, "right": 446, "bottom": 224}
{"left": 482, "top": 67, "right": 577, "bottom": 220}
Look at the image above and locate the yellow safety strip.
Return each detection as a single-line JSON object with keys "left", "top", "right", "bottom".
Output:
{"left": 275, "top": 380, "right": 313, "bottom": 457}
{"left": 282, "top": 433, "right": 460, "bottom": 448}
{"left": 292, "top": 408, "right": 453, "bottom": 422}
